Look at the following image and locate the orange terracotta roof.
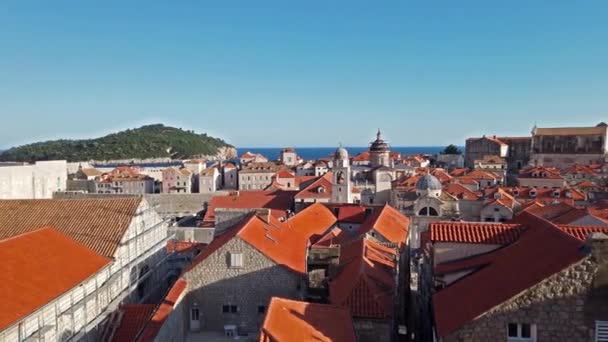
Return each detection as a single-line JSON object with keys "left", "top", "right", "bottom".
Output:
{"left": 455, "top": 178, "right": 478, "bottom": 185}
{"left": 193, "top": 203, "right": 337, "bottom": 274}
{"left": 460, "top": 170, "right": 499, "bottom": 181}
{"left": 137, "top": 279, "right": 187, "bottom": 342}
{"left": 358, "top": 205, "right": 409, "bottom": 247}
{"left": 0, "top": 198, "right": 142, "bottom": 257}
{"left": 588, "top": 200, "right": 608, "bottom": 221}
{"left": 352, "top": 152, "right": 371, "bottom": 161}
{"left": 111, "top": 304, "right": 156, "bottom": 342}
{"left": 311, "top": 227, "right": 349, "bottom": 248}
{"left": 0, "top": 228, "right": 111, "bottom": 331}
{"left": 166, "top": 241, "right": 206, "bottom": 254}
{"left": 433, "top": 212, "right": 584, "bottom": 337}
{"left": 275, "top": 170, "right": 295, "bottom": 179}
{"left": 449, "top": 168, "right": 469, "bottom": 177}
{"left": 518, "top": 166, "right": 563, "bottom": 179}
{"left": 444, "top": 183, "right": 480, "bottom": 201}
{"left": 558, "top": 225, "right": 608, "bottom": 240}
{"left": 431, "top": 169, "right": 453, "bottom": 183}
{"left": 260, "top": 297, "right": 356, "bottom": 342}
{"left": 337, "top": 205, "right": 367, "bottom": 223}
{"left": 564, "top": 164, "right": 598, "bottom": 176}
{"left": 523, "top": 202, "right": 583, "bottom": 223}
{"left": 295, "top": 173, "right": 333, "bottom": 199}
{"left": 330, "top": 238, "right": 397, "bottom": 319}
{"left": 203, "top": 190, "right": 294, "bottom": 222}
{"left": 430, "top": 222, "right": 524, "bottom": 245}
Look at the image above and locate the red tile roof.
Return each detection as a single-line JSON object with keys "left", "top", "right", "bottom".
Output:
{"left": 444, "top": 183, "right": 480, "bottom": 200}
{"left": 0, "top": 228, "right": 111, "bottom": 331}
{"left": 588, "top": 200, "right": 608, "bottom": 221}
{"left": 295, "top": 173, "right": 333, "bottom": 199}
{"left": 311, "top": 227, "right": 349, "bottom": 248}
{"left": 0, "top": 198, "right": 141, "bottom": 258}
{"left": 358, "top": 205, "right": 409, "bottom": 247}
{"left": 564, "top": 164, "right": 599, "bottom": 176}
{"left": 352, "top": 152, "right": 371, "bottom": 161}
{"left": 433, "top": 212, "right": 584, "bottom": 337}
{"left": 330, "top": 238, "right": 397, "bottom": 319}
{"left": 166, "top": 241, "right": 206, "bottom": 254}
{"left": 111, "top": 304, "right": 156, "bottom": 342}
{"left": 558, "top": 225, "right": 608, "bottom": 240}
{"left": 524, "top": 202, "right": 591, "bottom": 224}
{"left": 203, "top": 190, "right": 294, "bottom": 222}
{"left": 459, "top": 170, "right": 499, "bottom": 181}
{"left": 449, "top": 168, "right": 469, "bottom": 177}
{"left": 275, "top": 170, "right": 295, "bottom": 179}
{"left": 260, "top": 297, "right": 356, "bottom": 342}
{"left": 137, "top": 279, "right": 187, "bottom": 342}
{"left": 192, "top": 203, "right": 337, "bottom": 274}
{"left": 336, "top": 205, "right": 367, "bottom": 223}
{"left": 430, "top": 222, "right": 524, "bottom": 245}
{"left": 518, "top": 166, "right": 563, "bottom": 179}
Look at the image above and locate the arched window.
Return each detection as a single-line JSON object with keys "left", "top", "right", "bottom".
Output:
{"left": 418, "top": 207, "right": 438, "bottom": 216}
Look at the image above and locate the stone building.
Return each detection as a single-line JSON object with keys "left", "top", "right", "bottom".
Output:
{"left": 517, "top": 166, "right": 565, "bottom": 188}
{"left": 239, "top": 152, "right": 268, "bottom": 165}
{"left": 199, "top": 166, "right": 221, "bottom": 193}
{"left": 146, "top": 203, "right": 337, "bottom": 339}
{"left": 222, "top": 162, "right": 238, "bottom": 189}
{"left": 370, "top": 130, "right": 392, "bottom": 168}
{"left": 431, "top": 212, "right": 608, "bottom": 342}
{"left": 0, "top": 160, "right": 67, "bottom": 199}
{"left": 238, "top": 162, "right": 282, "bottom": 190}
{"left": 95, "top": 167, "right": 155, "bottom": 194}
{"left": 279, "top": 147, "right": 298, "bottom": 166}
{"left": 161, "top": 166, "right": 193, "bottom": 193}
{"left": 332, "top": 147, "right": 354, "bottom": 204}
{"left": 531, "top": 122, "right": 608, "bottom": 168}
{"left": 465, "top": 135, "right": 532, "bottom": 172}
{"left": 0, "top": 197, "right": 169, "bottom": 342}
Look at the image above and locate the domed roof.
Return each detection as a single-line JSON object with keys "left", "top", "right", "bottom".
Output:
{"left": 335, "top": 146, "right": 349, "bottom": 160}
{"left": 415, "top": 174, "right": 442, "bottom": 191}
{"left": 370, "top": 129, "right": 390, "bottom": 152}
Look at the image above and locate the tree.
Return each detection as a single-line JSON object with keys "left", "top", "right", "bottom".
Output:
{"left": 443, "top": 144, "right": 461, "bottom": 155}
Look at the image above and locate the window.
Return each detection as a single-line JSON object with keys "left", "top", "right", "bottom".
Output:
{"left": 597, "top": 321, "right": 608, "bottom": 342}
{"left": 507, "top": 323, "right": 535, "bottom": 341}
{"left": 191, "top": 308, "right": 199, "bottom": 321}
{"left": 222, "top": 305, "right": 238, "bottom": 313}
{"left": 229, "top": 253, "right": 243, "bottom": 268}
{"left": 494, "top": 207, "right": 499, "bottom": 212}
{"left": 258, "top": 305, "right": 266, "bottom": 314}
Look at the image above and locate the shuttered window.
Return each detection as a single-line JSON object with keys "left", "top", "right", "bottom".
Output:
{"left": 597, "top": 321, "right": 608, "bottom": 342}
{"left": 229, "top": 253, "right": 243, "bottom": 268}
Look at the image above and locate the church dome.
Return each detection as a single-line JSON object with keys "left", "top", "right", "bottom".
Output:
{"left": 416, "top": 174, "right": 442, "bottom": 191}
{"left": 335, "top": 147, "right": 349, "bottom": 160}
{"left": 370, "top": 129, "right": 390, "bottom": 152}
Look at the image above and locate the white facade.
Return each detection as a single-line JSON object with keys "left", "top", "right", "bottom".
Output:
{"left": 0, "top": 160, "right": 67, "bottom": 199}
{"left": 0, "top": 200, "right": 169, "bottom": 342}
{"left": 200, "top": 167, "right": 221, "bottom": 193}
{"left": 331, "top": 148, "right": 353, "bottom": 203}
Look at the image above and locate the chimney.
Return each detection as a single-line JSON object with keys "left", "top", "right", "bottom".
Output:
{"left": 585, "top": 232, "right": 608, "bottom": 263}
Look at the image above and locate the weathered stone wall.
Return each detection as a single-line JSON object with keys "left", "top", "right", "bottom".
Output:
{"left": 465, "top": 138, "right": 503, "bottom": 169}
{"left": 443, "top": 257, "right": 603, "bottom": 342}
{"left": 354, "top": 319, "right": 391, "bottom": 342}
{"left": 214, "top": 208, "right": 258, "bottom": 235}
{"left": 182, "top": 237, "right": 302, "bottom": 333}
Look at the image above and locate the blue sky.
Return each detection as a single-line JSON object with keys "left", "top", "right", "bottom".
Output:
{"left": 1, "top": 1, "right": 607, "bottom": 148}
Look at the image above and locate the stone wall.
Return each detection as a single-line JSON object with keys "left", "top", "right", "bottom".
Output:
{"left": 182, "top": 237, "right": 303, "bottom": 333}
{"left": 442, "top": 256, "right": 605, "bottom": 342}
{"left": 354, "top": 319, "right": 391, "bottom": 342}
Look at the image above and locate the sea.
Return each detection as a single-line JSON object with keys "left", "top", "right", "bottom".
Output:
{"left": 237, "top": 146, "right": 454, "bottom": 161}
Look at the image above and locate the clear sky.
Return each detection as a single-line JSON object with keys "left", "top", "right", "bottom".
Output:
{"left": 1, "top": 1, "right": 607, "bottom": 149}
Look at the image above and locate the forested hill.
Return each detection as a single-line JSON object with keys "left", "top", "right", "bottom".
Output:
{"left": 0, "top": 124, "right": 232, "bottom": 162}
